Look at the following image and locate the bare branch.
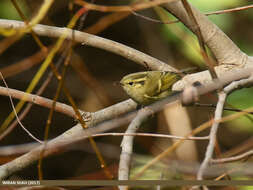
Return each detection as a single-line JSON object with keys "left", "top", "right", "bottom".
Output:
{"left": 206, "top": 4, "right": 253, "bottom": 16}
{"left": 0, "top": 72, "right": 42, "bottom": 143}
{"left": 93, "top": 132, "right": 209, "bottom": 140}
{"left": 75, "top": 0, "right": 179, "bottom": 12}
{"left": 163, "top": 1, "right": 249, "bottom": 67}
{"left": 132, "top": 4, "right": 253, "bottom": 25}
{"left": 0, "top": 19, "right": 177, "bottom": 72}
{"left": 162, "top": 1, "right": 253, "bottom": 91}
{"left": 181, "top": 0, "right": 217, "bottom": 79}
{"left": 0, "top": 86, "right": 77, "bottom": 118}
{"left": 197, "top": 91, "right": 226, "bottom": 180}
{"left": 0, "top": 59, "right": 63, "bottom": 141}
{"left": 211, "top": 149, "right": 253, "bottom": 164}
{"left": 0, "top": 67, "right": 253, "bottom": 179}
{"left": 197, "top": 75, "right": 253, "bottom": 180}
{"left": 119, "top": 108, "right": 152, "bottom": 190}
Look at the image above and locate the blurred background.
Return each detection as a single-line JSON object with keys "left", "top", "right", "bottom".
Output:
{"left": 0, "top": 0, "right": 253, "bottom": 187}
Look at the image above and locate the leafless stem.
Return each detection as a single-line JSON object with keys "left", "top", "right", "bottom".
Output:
{"left": 197, "top": 75, "right": 253, "bottom": 180}
{"left": 0, "top": 86, "right": 77, "bottom": 118}
{"left": 206, "top": 4, "right": 253, "bottom": 16}
{"left": 181, "top": 0, "right": 217, "bottom": 79}
{"left": 163, "top": 1, "right": 249, "bottom": 67}
{"left": 0, "top": 63, "right": 253, "bottom": 180}
{"left": 197, "top": 91, "right": 226, "bottom": 180}
{"left": 0, "top": 72, "right": 42, "bottom": 143}
{"left": 223, "top": 76, "right": 253, "bottom": 94}
{"left": 0, "top": 19, "right": 177, "bottom": 72}
{"left": 211, "top": 149, "right": 253, "bottom": 164}
{"left": 92, "top": 132, "right": 209, "bottom": 140}
{"left": 118, "top": 108, "right": 153, "bottom": 189}
{"left": 194, "top": 103, "right": 253, "bottom": 115}
{"left": 1, "top": 18, "right": 252, "bottom": 92}
{"left": 162, "top": 1, "right": 253, "bottom": 91}
{"left": 0, "top": 60, "right": 62, "bottom": 141}
{"left": 132, "top": 4, "right": 253, "bottom": 26}
{"left": 0, "top": 133, "right": 208, "bottom": 156}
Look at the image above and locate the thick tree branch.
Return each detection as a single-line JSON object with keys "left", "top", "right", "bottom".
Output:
{"left": 0, "top": 1, "right": 253, "bottom": 179}
{"left": 162, "top": 1, "right": 253, "bottom": 90}
{"left": 1, "top": 68, "right": 253, "bottom": 179}
{"left": 1, "top": 18, "right": 252, "bottom": 92}
{"left": 163, "top": 1, "right": 249, "bottom": 67}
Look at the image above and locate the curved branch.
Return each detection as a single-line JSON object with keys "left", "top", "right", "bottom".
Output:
{"left": 162, "top": 1, "right": 253, "bottom": 90}
{"left": 163, "top": 1, "right": 249, "bottom": 67}
{"left": 119, "top": 108, "right": 152, "bottom": 188}
{"left": 0, "top": 86, "right": 76, "bottom": 118}
{"left": 211, "top": 149, "right": 253, "bottom": 164}
{"left": 1, "top": 67, "right": 253, "bottom": 179}
{"left": 0, "top": 19, "right": 177, "bottom": 72}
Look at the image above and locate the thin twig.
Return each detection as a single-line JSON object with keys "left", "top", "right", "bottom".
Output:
{"left": 0, "top": 72, "right": 43, "bottom": 143}
{"left": 194, "top": 103, "right": 253, "bottom": 115}
{"left": 162, "top": 1, "right": 252, "bottom": 87}
{"left": 197, "top": 92, "right": 226, "bottom": 180}
{"left": 0, "top": 58, "right": 63, "bottom": 142}
{"left": 181, "top": 0, "right": 217, "bottom": 79}
{"left": 0, "top": 132, "right": 208, "bottom": 155}
{"left": 118, "top": 108, "right": 152, "bottom": 190}
{"left": 75, "top": 0, "right": 179, "bottom": 12}
{"left": 206, "top": 4, "right": 253, "bottom": 16}
{"left": 38, "top": 45, "right": 72, "bottom": 180}
{"left": 0, "top": 86, "right": 77, "bottom": 118}
{"left": 211, "top": 149, "right": 253, "bottom": 164}
{"left": 196, "top": 75, "right": 253, "bottom": 180}
{"left": 0, "top": 19, "right": 177, "bottom": 72}
{"left": 132, "top": 4, "right": 253, "bottom": 25}
{"left": 0, "top": 68, "right": 253, "bottom": 179}
{"left": 131, "top": 10, "right": 178, "bottom": 24}
{"left": 92, "top": 132, "right": 209, "bottom": 140}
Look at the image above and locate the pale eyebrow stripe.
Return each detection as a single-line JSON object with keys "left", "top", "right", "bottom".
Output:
{"left": 132, "top": 77, "right": 146, "bottom": 82}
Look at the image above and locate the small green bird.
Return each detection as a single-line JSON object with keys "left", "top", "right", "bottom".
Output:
{"left": 120, "top": 71, "right": 181, "bottom": 105}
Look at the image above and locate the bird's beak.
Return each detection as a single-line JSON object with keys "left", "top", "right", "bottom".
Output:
{"left": 113, "top": 81, "right": 122, "bottom": 86}
{"left": 119, "top": 80, "right": 125, "bottom": 86}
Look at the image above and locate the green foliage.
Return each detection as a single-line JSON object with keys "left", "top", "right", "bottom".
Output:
{"left": 157, "top": 0, "right": 243, "bottom": 67}
{"left": 240, "top": 185, "right": 253, "bottom": 190}
{"left": 0, "top": 0, "right": 29, "bottom": 20}
{"left": 225, "top": 87, "right": 253, "bottom": 133}
{"left": 156, "top": 7, "right": 204, "bottom": 68}
{"left": 189, "top": 0, "right": 241, "bottom": 31}
{"left": 233, "top": 177, "right": 253, "bottom": 190}
{"left": 130, "top": 155, "right": 182, "bottom": 180}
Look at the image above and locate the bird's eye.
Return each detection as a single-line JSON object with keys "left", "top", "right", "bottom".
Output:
{"left": 128, "top": 82, "right": 134, "bottom": 85}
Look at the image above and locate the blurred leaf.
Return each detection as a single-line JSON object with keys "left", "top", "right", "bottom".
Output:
{"left": 239, "top": 185, "right": 253, "bottom": 190}
{"left": 157, "top": 0, "right": 243, "bottom": 67}
{"left": 235, "top": 39, "right": 253, "bottom": 55}
{"left": 155, "top": 7, "right": 204, "bottom": 68}
{"left": 233, "top": 176, "right": 253, "bottom": 190}
{"left": 189, "top": 0, "right": 241, "bottom": 31}
{"left": 225, "top": 87, "right": 253, "bottom": 133}
{"left": 130, "top": 154, "right": 182, "bottom": 180}
{"left": 0, "top": 0, "right": 29, "bottom": 20}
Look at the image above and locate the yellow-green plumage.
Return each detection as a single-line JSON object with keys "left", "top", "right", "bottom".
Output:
{"left": 120, "top": 71, "right": 181, "bottom": 105}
